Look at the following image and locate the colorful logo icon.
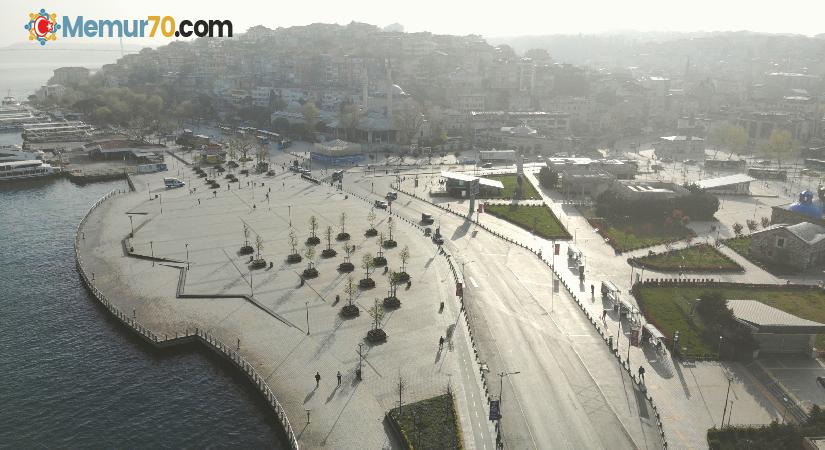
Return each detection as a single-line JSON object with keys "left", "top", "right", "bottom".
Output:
{"left": 25, "top": 9, "right": 60, "bottom": 45}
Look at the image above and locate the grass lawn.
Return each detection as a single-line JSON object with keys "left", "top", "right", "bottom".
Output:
{"left": 483, "top": 174, "right": 540, "bottom": 199}
{"left": 724, "top": 235, "right": 797, "bottom": 275}
{"left": 390, "top": 393, "right": 463, "bottom": 449}
{"left": 597, "top": 220, "right": 695, "bottom": 252}
{"left": 631, "top": 244, "right": 743, "bottom": 272}
{"left": 485, "top": 204, "right": 570, "bottom": 239}
{"left": 635, "top": 284, "right": 825, "bottom": 353}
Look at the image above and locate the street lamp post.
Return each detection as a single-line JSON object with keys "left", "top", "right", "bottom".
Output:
{"left": 721, "top": 375, "right": 733, "bottom": 426}
{"left": 306, "top": 301, "right": 310, "bottom": 335}
{"left": 185, "top": 243, "right": 189, "bottom": 269}
{"left": 150, "top": 241, "right": 154, "bottom": 267}
{"left": 288, "top": 205, "right": 292, "bottom": 227}
{"left": 129, "top": 215, "right": 134, "bottom": 237}
{"left": 357, "top": 343, "right": 363, "bottom": 380}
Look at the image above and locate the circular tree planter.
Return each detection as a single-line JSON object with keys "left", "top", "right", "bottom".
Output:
{"left": 338, "top": 262, "right": 355, "bottom": 272}
{"left": 396, "top": 272, "right": 410, "bottom": 283}
{"left": 341, "top": 304, "right": 360, "bottom": 318}
{"left": 365, "top": 228, "right": 378, "bottom": 237}
{"left": 286, "top": 253, "right": 302, "bottom": 264}
{"left": 382, "top": 240, "right": 397, "bottom": 249}
{"left": 239, "top": 245, "right": 254, "bottom": 255}
{"left": 359, "top": 278, "right": 375, "bottom": 289}
{"left": 306, "top": 236, "right": 321, "bottom": 246}
{"left": 336, "top": 232, "right": 350, "bottom": 241}
{"left": 302, "top": 268, "right": 319, "bottom": 279}
{"left": 249, "top": 259, "right": 267, "bottom": 269}
{"left": 373, "top": 256, "right": 387, "bottom": 267}
{"left": 321, "top": 249, "right": 337, "bottom": 258}
{"left": 367, "top": 328, "right": 387, "bottom": 343}
{"left": 383, "top": 296, "right": 401, "bottom": 308}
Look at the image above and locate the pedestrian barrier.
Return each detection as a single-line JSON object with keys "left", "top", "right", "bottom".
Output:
{"left": 74, "top": 189, "right": 299, "bottom": 450}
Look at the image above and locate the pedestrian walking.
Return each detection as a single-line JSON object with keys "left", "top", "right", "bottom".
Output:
{"left": 638, "top": 366, "right": 646, "bottom": 384}
{"left": 337, "top": 371, "right": 342, "bottom": 386}
{"left": 315, "top": 371, "right": 321, "bottom": 387}
{"left": 198, "top": 199, "right": 201, "bottom": 205}
{"left": 438, "top": 336, "right": 444, "bottom": 349}
{"left": 601, "top": 309, "right": 607, "bottom": 324}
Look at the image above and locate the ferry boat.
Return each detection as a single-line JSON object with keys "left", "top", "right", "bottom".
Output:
{"left": 0, "top": 159, "right": 61, "bottom": 181}
{"left": 0, "top": 145, "right": 44, "bottom": 162}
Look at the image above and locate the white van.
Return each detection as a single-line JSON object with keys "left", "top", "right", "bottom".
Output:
{"left": 164, "top": 177, "right": 185, "bottom": 189}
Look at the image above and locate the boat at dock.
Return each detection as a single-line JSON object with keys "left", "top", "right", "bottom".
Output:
{"left": 0, "top": 159, "right": 61, "bottom": 181}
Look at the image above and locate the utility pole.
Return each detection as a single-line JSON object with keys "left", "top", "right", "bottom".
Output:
{"left": 357, "top": 343, "right": 363, "bottom": 380}
{"left": 306, "top": 301, "right": 310, "bottom": 335}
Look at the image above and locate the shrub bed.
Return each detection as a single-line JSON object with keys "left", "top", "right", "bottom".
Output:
{"left": 484, "top": 204, "right": 570, "bottom": 240}
{"left": 305, "top": 236, "right": 321, "bottom": 246}
{"left": 365, "top": 228, "right": 378, "bottom": 237}
{"left": 389, "top": 394, "right": 463, "bottom": 450}
{"left": 373, "top": 256, "right": 387, "bottom": 267}
{"left": 359, "top": 278, "right": 375, "bottom": 289}
{"left": 302, "top": 267, "right": 319, "bottom": 279}
{"left": 286, "top": 253, "right": 302, "bottom": 263}
{"left": 249, "top": 259, "right": 267, "bottom": 269}
{"left": 396, "top": 272, "right": 410, "bottom": 283}
{"left": 336, "top": 232, "right": 350, "bottom": 241}
{"left": 338, "top": 262, "right": 355, "bottom": 272}
{"left": 321, "top": 249, "right": 337, "bottom": 258}
{"left": 239, "top": 245, "right": 254, "bottom": 255}
{"left": 341, "top": 304, "right": 359, "bottom": 318}
{"left": 367, "top": 328, "right": 387, "bottom": 343}
{"left": 383, "top": 296, "right": 401, "bottom": 308}
{"left": 629, "top": 244, "right": 743, "bottom": 272}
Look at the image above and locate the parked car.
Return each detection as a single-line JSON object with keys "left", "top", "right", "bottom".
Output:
{"left": 374, "top": 200, "right": 388, "bottom": 209}
{"left": 482, "top": 162, "right": 493, "bottom": 168}
{"left": 386, "top": 191, "right": 398, "bottom": 200}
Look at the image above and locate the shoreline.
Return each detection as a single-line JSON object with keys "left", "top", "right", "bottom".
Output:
{"left": 74, "top": 188, "right": 298, "bottom": 449}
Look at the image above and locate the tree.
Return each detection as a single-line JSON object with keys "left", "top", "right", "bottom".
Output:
{"left": 746, "top": 219, "right": 758, "bottom": 232}
{"left": 309, "top": 216, "right": 318, "bottom": 238}
{"left": 394, "top": 98, "right": 424, "bottom": 145}
{"left": 538, "top": 166, "right": 558, "bottom": 189}
{"left": 289, "top": 230, "right": 298, "bottom": 255}
{"left": 368, "top": 210, "right": 376, "bottom": 230}
{"left": 709, "top": 122, "right": 748, "bottom": 155}
{"left": 325, "top": 226, "right": 333, "bottom": 250}
{"left": 759, "top": 129, "right": 796, "bottom": 168}
{"left": 387, "top": 217, "right": 395, "bottom": 242}
{"left": 732, "top": 222, "right": 744, "bottom": 236}
{"left": 368, "top": 298, "right": 385, "bottom": 330}
{"left": 301, "top": 102, "right": 320, "bottom": 139}
{"left": 399, "top": 245, "right": 410, "bottom": 273}
{"left": 345, "top": 275, "right": 357, "bottom": 306}
{"left": 761, "top": 216, "right": 771, "bottom": 228}
{"left": 255, "top": 235, "right": 264, "bottom": 260}
{"left": 338, "top": 104, "right": 362, "bottom": 141}
{"left": 243, "top": 223, "right": 250, "bottom": 247}
{"left": 362, "top": 253, "right": 375, "bottom": 279}
{"left": 305, "top": 245, "right": 316, "bottom": 270}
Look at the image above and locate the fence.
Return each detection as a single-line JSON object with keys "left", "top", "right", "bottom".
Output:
{"left": 74, "top": 189, "right": 299, "bottom": 450}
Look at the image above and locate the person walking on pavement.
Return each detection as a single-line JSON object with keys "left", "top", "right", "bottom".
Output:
{"left": 337, "top": 371, "right": 342, "bottom": 386}
{"left": 438, "top": 336, "right": 444, "bottom": 350}
{"left": 601, "top": 309, "right": 607, "bottom": 324}
{"left": 315, "top": 371, "right": 321, "bottom": 387}
{"left": 638, "top": 366, "right": 646, "bottom": 384}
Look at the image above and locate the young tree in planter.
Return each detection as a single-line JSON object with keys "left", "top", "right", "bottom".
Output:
{"left": 322, "top": 226, "right": 337, "bottom": 257}
{"left": 374, "top": 233, "right": 387, "bottom": 266}
{"left": 341, "top": 275, "right": 359, "bottom": 317}
{"left": 307, "top": 216, "right": 320, "bottom": 245}
{"left": 360, "top": 253, "right": 376, "bottom": 288}
{"left": 397, "top": 245, "right": 410, "bottom": 282}
{"left": 337, "top": 212, "right": 350, "bottom": 241}
{"left": 287, "top": 230, "right": 302, "bottom": 263}
{"left": 303, "top": 245, "right": 318, "bottom": 278}
{"left": 339, "top": 244, "right": 356, "bottom": 272}
{"left": 240, "top": 223, "right": 254, "bottom": 254}
{"left": 367, "top": 298, "right": 387, "bottom": 342}
{"left": 384, "top": 272, "right": 401, "bottom": 308}
{"left": 761, "top": 216, "right": 771, "bottom": 229}
{"left": 366, "top": 209, "right": 378, "bottom": 236}
{"left": 250, "top": 235, "right": 266, "bottom": 268}
{"left": 746, "top": 219, "right": 758, "bottom": 232}
{"left": 732, "top": 222, "right": 744, "bottom": 236}
{"left": 384, "top": 217, "right": 397, "bottom": 248}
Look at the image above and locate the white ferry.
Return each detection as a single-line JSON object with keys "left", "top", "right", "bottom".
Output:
{"left": 0, "top": 145, "right": 44, "bottom": 162}
{"left": 0, "top": 159, "right": 61, "bottom": 181}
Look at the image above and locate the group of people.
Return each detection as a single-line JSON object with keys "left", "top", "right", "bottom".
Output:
{"left": 315, "top": 370, "right": 344, "bottom": 388}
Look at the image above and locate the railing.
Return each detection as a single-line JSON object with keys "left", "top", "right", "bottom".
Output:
{"left": 74, "top": 189, "right": 299, "bottom": 450}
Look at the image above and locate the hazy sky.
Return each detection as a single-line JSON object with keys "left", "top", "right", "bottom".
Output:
{"left": 4, "top": 0, "right": 823, "bottom": 48}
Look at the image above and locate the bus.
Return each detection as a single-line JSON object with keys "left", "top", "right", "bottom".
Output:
{"left": 747, "top": 167, "right": 787, "bottom": 181}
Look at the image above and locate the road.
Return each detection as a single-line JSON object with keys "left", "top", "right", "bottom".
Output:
{"left": 344, "top": 167, "right": 661, "bottom": 449}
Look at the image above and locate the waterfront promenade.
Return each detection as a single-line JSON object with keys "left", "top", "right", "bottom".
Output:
{"left": 76, "top": 158, "right": 494, "bottom": 448}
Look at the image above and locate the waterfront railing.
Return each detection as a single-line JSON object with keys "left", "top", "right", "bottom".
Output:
{"left": 74, "top": 189, "right": 299, "bottom": 450}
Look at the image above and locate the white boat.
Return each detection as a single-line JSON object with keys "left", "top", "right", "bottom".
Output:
{"left": 0, "top": 159, "right": 61, "bottom": 181}
{"left": 0, "top": 145, "right": 44, "bottom": 162}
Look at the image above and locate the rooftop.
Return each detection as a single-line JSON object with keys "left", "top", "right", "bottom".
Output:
{"left": 728, "top": 300, "right": 825, "bottom": 334}
{"left": 695, "top": 174, "right": 755, "bottom": 189}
